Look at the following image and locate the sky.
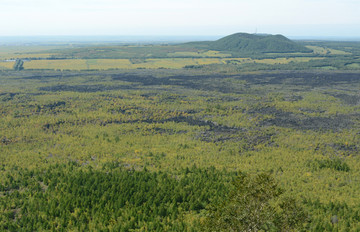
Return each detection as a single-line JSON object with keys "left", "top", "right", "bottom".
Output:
{"left": 1, "top": 0, "right": 360, "bottom": 37}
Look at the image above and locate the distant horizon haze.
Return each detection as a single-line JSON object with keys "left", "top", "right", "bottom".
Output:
{"left": 1, "top": 0, "right": 359, "bottom": 37}
{"left": 0, "top": 34, "right": 360, "bottom": 45}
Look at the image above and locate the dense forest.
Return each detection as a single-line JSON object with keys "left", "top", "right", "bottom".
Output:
{"left": 1, "top": 38, "right": 360, "bottom": 231}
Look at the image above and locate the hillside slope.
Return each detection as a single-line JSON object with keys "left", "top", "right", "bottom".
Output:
{"left": 185, "top": 33, "right": 312, "bottom": 54}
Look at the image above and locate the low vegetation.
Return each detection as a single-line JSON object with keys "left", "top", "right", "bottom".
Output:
{"left": 1, "top": 35, "right": 360, "bottom": 231}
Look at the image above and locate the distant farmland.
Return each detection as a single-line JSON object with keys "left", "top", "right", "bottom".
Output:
{"left": 19, "top": 57, "right": 322, "bottom": 70}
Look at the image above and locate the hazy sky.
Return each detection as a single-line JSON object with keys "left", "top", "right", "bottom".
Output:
{"left": 1, "top": 0, "right": 360, "bottom": 37}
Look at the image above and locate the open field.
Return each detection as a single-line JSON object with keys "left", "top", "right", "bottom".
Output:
{"left": 0, "top": 61, "right": 14, "bottom": 70}
{"left": 167, "top": 50, "right": 232, "bottom": 57}
{"left": 1, "top": 40, "right": 359, "bottom": 72}
{"left": 0, "top": 45, "right": 64, "bottom": 59}
{"left": 22, "top": 58, "right": 220, "bottom": 70}
{"left": 18, "top": 57, "right": 323, "bottom": 70}
{"left": 306, "top": 45, "right": 352, "bottom": 55}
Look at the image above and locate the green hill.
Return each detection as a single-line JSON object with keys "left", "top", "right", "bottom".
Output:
{"left": 185, "top": 33, "right": 312, "bottom": 54}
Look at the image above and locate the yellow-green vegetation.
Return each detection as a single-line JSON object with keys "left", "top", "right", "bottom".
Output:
{"left": 24, "top": 59, "right": 131, "bottom": 70}
{"left": 2, "top": 38, "right": 360, "bottom": 231}
{"left": 137, "top": 58, "right": 221, "bottom": 68}
{"left": 23, "top": 58, "right": 222, "bottom": 70}
{"left": 2, "top": 39, "right": 360, "bottom": 72}
{"left": 21, "top": 57, "right": 324, "bottom": 70}
{"left": 306, "top": 45, "right": 351, "bottom": 55}
{"left": 254, "top": 57, "right": 324, "bottom": 64}
{"left": 0, "top": 61, "right": 14, "bottom": 70}
{"left": 167, "top": 50, "right": 231, "bottom": 58}
{"left": 1, "top": 68, "right": 360, "bottom": 230}
{"left": 225, "top": 57, "right": 324, "bottom": 65}
{"left": 346, "top": 63, "right": 360, "bottom": 69}
{"left": 0, "top": 45, "right": 61, "bottom": 59}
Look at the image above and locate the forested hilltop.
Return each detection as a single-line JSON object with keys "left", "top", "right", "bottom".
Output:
{"left": 1, "top": 38, "right": 360, "bottom": 231}
{"left": 185, "top": 33, "right": 312, "bottom": 53}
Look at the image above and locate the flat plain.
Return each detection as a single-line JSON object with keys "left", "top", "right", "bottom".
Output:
{"left": 1, "top": 37, "right": 360, "bottom": 231}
